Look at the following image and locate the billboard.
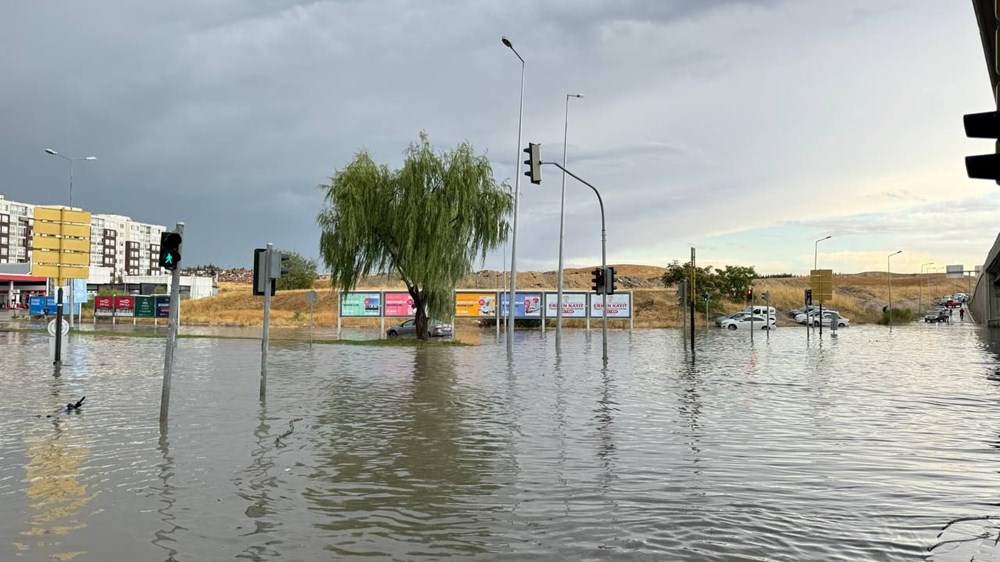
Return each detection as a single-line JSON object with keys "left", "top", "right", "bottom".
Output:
{"left": 113, "top": 296, "right": 135, "bottom": 317}
{"left": 383, "top": 291, "right": 417, "bottom": 317}
{"left": 135, "top": 296, "right": 155, "bottom": 318}
{"left": 544, "top": 292, "right": 589, "bottom": 318}
{"left": 340, "top": 292, "right": 382, "bottom": 317}
{"left": 499, "top": 292, "right": 543, "bottom": 319}
{"left": 94, "top": 296, "right": 114, "bottom": 318}
{"left": 946, "top": 264, "right": 964, "bottom": 279}
{"left": 455, "top": 292, "right": 498, "bottom": 317}
{"left": 590, "top": 293, "right": 632, "bottom": 318}
{"left": 155, "top": 295, "right": 171, "bottom": 318}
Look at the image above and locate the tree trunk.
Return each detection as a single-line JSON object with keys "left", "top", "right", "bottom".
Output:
{"left": 412, "top": 291, "right": 428, "bottom": 340}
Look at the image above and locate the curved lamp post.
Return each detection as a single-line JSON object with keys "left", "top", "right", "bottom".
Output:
{"left": 919, "top": 261, "right": 934, "bottom": 314}
{"left": 556, "top": 93, "right": 583, "bottom": 349}
{"left": 501, "top": 36, "right": 525, "bottom": 354}
{"left": 814, "top": 235, "right": 832, "bottom": 271}
{"left": 44, "top": 148, "right": 97, "bottom": 208}
{"left": 887, "top": 250, "right": 902, "bottom": 327}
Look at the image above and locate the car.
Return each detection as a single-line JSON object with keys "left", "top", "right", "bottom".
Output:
{"left": 719, "top": 314, "right": 775, "bottom": 330}
{"left": 794, "top": 309, "right": 840, "bottom": 324}
{"left": 924, "top": 309, "right": 949, "bottom": 323}
{"left": 386, "top": 318, "right": 454, "bottom": 338}
{"left": 803, "top": 311, "right": 849, "bottom": 328}
{"left": 715, "top": 311, "right": 753, "bottom": 327}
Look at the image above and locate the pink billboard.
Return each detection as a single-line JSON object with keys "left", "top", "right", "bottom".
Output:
{"left": 383, "top": 291, "right": 417, "bottom": 317}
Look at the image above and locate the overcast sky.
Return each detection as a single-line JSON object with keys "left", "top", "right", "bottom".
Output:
{"left": 2, "top": 1, "right": 996, "bottom": 275}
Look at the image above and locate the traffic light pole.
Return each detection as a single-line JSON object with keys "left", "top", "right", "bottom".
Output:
{"left": 260, "top": 243, "right": 272, "bottom": 401}
{"left": 543, "top": 162, "right": 608, "bottom": 361}
{"left": 160, "top": 222, "right": 183, "bottom": 427}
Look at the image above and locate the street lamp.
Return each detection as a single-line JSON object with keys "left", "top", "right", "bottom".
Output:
{"left": 556, "top": 93, "right": 584, "bottom": 349}
{"left": 814, "top": 235, "right": 831, "bottom": 271}
{"left": 919, "top": 261, "right": 934, "bottom": 314}
{"left": 44, "top": 148, "right": 97, "bottom": 331}
{"left": 887, "top": 250, "right": 902, "bottom": 328}
{"left": 44, "top": 148, "right": 97, "bottom": 208}
{"left": 501, "top": 36, "right": 525, "bottom": 354}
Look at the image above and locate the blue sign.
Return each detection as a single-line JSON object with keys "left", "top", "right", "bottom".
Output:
{"left": 28, "top": 295, "right": 79, "bottom": 315}
{"left": 29, "top": 295, "right": 46, "bottom": 315}
{"left": 155, "top": 295, "right": 171, "bottom": 318}
{"left": 499, "top": 292, "right": 543, "bottom": 319}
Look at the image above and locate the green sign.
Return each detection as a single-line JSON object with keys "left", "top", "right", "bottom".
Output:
{"left": 135, "top": 295, "right": 155, "bottom": 318}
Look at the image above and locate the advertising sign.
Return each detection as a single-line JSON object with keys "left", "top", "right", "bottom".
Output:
{"left": 384, "top": 291, "right": 417, "bottom": 317}
{"left": 590, "top": 293, "right": 632, "bottom": 318}
{"left": 134, "top": 296, "right": 155, "bottom": 318}
{"left": 113, "top": 296, "right": 135, "bottom": 317}
{"left": 499, "top": 292, "right": 543, "bottom": 319}
{"left": 340, "top": 292, "right": 382, "bottom": 317}
{"left": 155, "top": 295, "right": 171, "bottom": 318}
{"left": 544, "top": 292, "right": 589, "bottom": 318}
{"left": 946, "top": 264, "right": 964, "bottom": 279}
{"left": 29, "top": 295, "right": 46, "bottom": 316}
{"left": 455, "top": 292, "right": 497, "bottom": 317}
{"left": 94, "top": 296, "right": 114, "bottom": 318}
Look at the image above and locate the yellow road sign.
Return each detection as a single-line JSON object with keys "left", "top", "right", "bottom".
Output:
{"left": 810, "top": 269, "right": 834, "bottom": 302}
{"left": 30, "top": 207, "right": 92, "bottom": 280}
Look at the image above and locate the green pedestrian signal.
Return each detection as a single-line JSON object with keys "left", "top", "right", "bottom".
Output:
{"left": 159, "top": 231, "right": 182, "bottom": 270}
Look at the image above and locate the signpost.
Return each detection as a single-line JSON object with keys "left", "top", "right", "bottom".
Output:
{"left": 810, "top": 269, "right": 833, "bottom": 336}
{"left": 31, "top": 207, "right": 92, "bottom": 331}
{"left": 307, "top": 290, "right": 317, "bottom": 345}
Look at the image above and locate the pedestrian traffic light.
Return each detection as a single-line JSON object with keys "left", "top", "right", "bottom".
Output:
{"left": 964, "top": 110, "right": 1000, "bottom": 182}
{"left": 591, "top": 267, "right": 604, "bottom": 294}
{"left": 804, "top": 288, "right": 813, "bottom": 305}
{"left": 606, "top": 266, "right": 616, "bottom": 295}
{"left": 159, "top": 231, "right": 182, "bottom": 270}
{"left": 523, "top": 143, "right": 541, "bottom": 184}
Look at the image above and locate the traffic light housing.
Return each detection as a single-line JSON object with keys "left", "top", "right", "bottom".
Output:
{"left": 591, "top": 267, "right": 604, "bottom": 294}
{"left": 159, "top": 231, "right": 182, "bottom": 270}
{"left": 523, "top": 143, "right": 541, "bottom": 184}
{"left": 746, "top": 287, "right": 753, "bottom": 303}
{"left": 606, "top": 266, "right": 616, "bottom": 295}
{"left": 252, "top": 248, "right": 276, "bottom": 296}
{"left": 804, "top": 288, "right": 813, "bottom": 306}
{"left": 964, "top": 110, "right": 1000, "bottom": 182}
{"left": 269, "top": 250, "right": 290, "bottom": 279}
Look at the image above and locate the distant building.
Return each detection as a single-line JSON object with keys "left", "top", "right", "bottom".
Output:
{"left": 0, "top": 194, "right": 215, "bottom": 303}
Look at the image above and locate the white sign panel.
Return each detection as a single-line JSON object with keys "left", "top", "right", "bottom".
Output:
{"left": 544, "top": 292, "right": 589, "bottom": 318}
{"left": 589, "top": 293, "right": 632, "bottom": 318}
{"left": 946, "top": 264, "right": 964, "bottom": 279}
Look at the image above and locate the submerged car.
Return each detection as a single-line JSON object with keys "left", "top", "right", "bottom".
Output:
{"left": 719, "top": 314, "right": 775, "bottom": 330}
{"left": 715, "top": 311, "right": 752, "bottom": 327}
{"left": 924, "top": 309, "right": 949, "bottom": 323}
{"left": 386, "top": 318, "right": 454, "bottom": 338}
{"left": 801, "top": 311, "right": 849, "bottom": 327}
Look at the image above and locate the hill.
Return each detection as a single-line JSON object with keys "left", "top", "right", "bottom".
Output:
{"left": 177, "top": 265, "right": 974, "bottom": 329}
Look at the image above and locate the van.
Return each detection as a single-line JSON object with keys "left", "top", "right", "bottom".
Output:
{"left": 744, "top": 305, "right": 776, "bottom": 317}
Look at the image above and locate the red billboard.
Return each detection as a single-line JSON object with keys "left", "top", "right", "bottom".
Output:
{"left": 383, "top": 291, "right": 417, "bottom": 317}
{"left": 113, "top": 296, "right": 135, "bottom": 317}
{"left": 95, "top": 296, "right": 114, "bottom": 318}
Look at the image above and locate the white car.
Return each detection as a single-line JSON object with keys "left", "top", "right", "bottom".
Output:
{"left": 795, "top": 309, "right": 840, "bottom": 324}
{"left": 719, "top": 314, "right": 775, "bottom": 330}
{"left": 799, "top": 311, "right": 849, "bottom": 327}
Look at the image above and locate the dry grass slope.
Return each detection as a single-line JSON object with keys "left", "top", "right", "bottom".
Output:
{"left": 179, "top": 266, "right": 973, "bottom": 329}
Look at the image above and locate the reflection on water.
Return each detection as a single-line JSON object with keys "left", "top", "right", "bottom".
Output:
{"left": 5, "top": 325, "right": 1000, "bottom": 559}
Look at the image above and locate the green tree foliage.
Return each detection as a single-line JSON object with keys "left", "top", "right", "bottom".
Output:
{"left": 275, "top": 252, "right": 318, "bottom": 291}
{"left": 661, "top": 260, "right": 717, "bottom": 303}
{"left": 317, "top": 132, "right": 512, "bottom": 339}
{"left": 715, "top": 265, "right": 758, "bottom": 302}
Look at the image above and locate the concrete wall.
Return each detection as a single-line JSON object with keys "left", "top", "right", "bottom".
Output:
{"left": 970, "top": 232, "right": 1000, "bottom": 326}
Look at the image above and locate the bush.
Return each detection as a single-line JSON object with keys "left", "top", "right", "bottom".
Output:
{"left": 878, "top": 307, "right": 913, "bottom": 325}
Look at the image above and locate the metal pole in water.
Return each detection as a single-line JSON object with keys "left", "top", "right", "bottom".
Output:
{"left": 260, "top": 243, "right": 273, "bottom": 400}
{"left": 54, "top": 287, "right": 64, "bottom": 364}
{"left": 160, "top": 222, "right": 184, "bottom": 426}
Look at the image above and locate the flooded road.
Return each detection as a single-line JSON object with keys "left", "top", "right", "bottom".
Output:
{"left": 1, "top": 323, "right": 999, "bottom": 560}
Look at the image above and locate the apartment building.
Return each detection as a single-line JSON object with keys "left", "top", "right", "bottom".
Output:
{"left": 0, "top": 194, "right": 167, "bottom": 283}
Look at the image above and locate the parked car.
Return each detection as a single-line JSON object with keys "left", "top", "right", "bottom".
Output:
{"left": 386, "top": 318, "right": 454, "bottom": 338}
{"left": 715, "top": 311, "right": 753, "bottom": 327}
{"left": 719, "top": 314, "right": 775, "bottom": 330}
{"left": 802, "top": 311, "right": 849, "bottom": 328}
{"left": 794, "top": 309, "right": 840, "bottom": 324}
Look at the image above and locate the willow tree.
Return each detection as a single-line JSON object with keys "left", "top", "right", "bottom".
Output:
{"left": 317, "top": 133, "right": 512, "bottom": 340}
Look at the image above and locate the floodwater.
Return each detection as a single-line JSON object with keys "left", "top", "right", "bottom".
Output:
{"left": 2, "top": 322, "right": 1000, "bottom": 561}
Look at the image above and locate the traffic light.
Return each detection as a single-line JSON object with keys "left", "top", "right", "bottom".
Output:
{"left": 269, "top": 250, "right": 291, "bottom": 279}
{"left": 280, "top": 252, "right": 290, "bottom": 277}
{"left": 746, "top": 287, "right": 753, "bottom": 303}
{"left": 606, "top": 266, "right": 616, "bottom": 295}
{"left": 591, "top": 267, "right": 604, "bottom": 294}
{"left": 523, "top": 143, "right": 541, "bottom": 184}
{"left": 252, "top": 248, "right": 276, "bottom": 296}
{"left": 159, "top": 231, "right": 182, "bottom": 270}
{"left": 964, "top": 110, "right": 1000, "bottom": 182}
{"left": 804, "top": 288, "right": 813, "bottom": 305}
